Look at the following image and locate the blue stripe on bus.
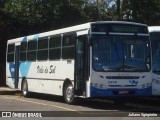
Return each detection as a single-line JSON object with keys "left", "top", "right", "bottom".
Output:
{"left": 19, "top": 62, "right": 32, "bottom": 77}
{"left": 90, "top": 86, "right": 152, "bottom": 97}
{"left": 33, "top": 34, "right": 39, "bottom": 40}
{"left": 9, "top": 62, "right": 32, "bottom": 79}
{"left": 22, "top": 36, "right": 27, "bottom": 42}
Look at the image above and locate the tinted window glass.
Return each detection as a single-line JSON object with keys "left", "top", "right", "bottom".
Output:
{"left": 37, "top": 38, "right": 48, "bottom": 60}
{"left": 50, "top": 36, "right": 61, "bottom": 48}
{"left": 62, "top": 34, "right": 76, "bottom": 59}
{"left": 49, "top": 36, "right": 61, "bottom": 60}
{"left": 27, "top": 52, "right": 36, "bottom": 61}
{"left": 63, "top": 35, "right": 75, "bottom": 46}
{"left": 8, "top": 44, "right": 15, "bottom": 53}
{"left": 37, "top": 50, "right": 48, "bottom": 60}
{"left": 38, "top": 38, "right": 48, "bottom": 49}
{"left": 27, "top": 40, "right": 37, "bottom": 61}
{"left": 20, "top": 42, "right": 27, "bottom": 61}
{"left": 7, "top": 54, "right": 14, "bottom": 62}
{"left": 62, "top": 47, "right": 75, "bottom": 59}
{"left": 49, "top": 49, "right": 61, "bottom": 60}
{"left": 7, "top": 44, "right": 15, "bottom": 62}
{"left": 20, "top": 42, "right": 27, "bottom": 51}
{"left": 28, "top": 41, "right": 37, "bottom": 50}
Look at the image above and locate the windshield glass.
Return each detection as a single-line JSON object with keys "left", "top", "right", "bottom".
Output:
{"left": 150, "top": 32, "right": 160, "bottom": 74}
{"left": 92, "top": 34, "right": 150, "bottom": 72}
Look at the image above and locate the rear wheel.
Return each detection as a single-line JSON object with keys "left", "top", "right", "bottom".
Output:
{"left": 22, "top": 80, "right": 30, "bottom": 97}
{"left": 64, "top": 82, "right": 75, "bottom": 104}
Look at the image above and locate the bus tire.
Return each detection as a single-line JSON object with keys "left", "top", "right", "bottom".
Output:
{"left": 63, "top": 82, "right": 75, "bottom": 104}
{"left": 22, "top": 80, "right": 30, "bottom": 97}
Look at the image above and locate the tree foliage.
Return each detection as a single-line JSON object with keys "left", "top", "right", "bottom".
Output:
{"left": 0, "top": 0, "right": 160, "bottom": 53}
{"left": 1, "top": 0, "right": 86, "bottom": 37}
{"left": 1, "top": 0, "right": 160, "bottom": 39}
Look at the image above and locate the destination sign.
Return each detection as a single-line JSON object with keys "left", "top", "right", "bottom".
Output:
{"left": 91, "top": 23, "right": 148, "bottom": 34}
{"left": 112, "top": 26, "right": 141, "bottom": 33}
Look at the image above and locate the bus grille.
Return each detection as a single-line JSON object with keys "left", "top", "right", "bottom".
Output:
{"left": 106, "top": 76, "right": 139, "bottom": 79}
{"left": 108, "top": 85, "right": 137, "bottom": 87}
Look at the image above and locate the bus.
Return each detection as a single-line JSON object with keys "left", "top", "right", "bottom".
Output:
{"left": 6, "top": 21, "right": 152, "bottom": 104}
{"left": 148, "top": 26, "right": 160, "bottom": 96}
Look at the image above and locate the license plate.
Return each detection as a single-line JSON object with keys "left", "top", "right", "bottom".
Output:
{"left": 118, "top": 90, "right": 129, "bottom": 94}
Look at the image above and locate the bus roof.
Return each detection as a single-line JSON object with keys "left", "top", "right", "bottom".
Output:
{"left": 148, "top": 26, "right": 160, "bottom": 32}
{"left": 7, "top": 21, "right": 147, "bottom": 44}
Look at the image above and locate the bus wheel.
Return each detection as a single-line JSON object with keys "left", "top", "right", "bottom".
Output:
{"left": 22, "top": 80, "right": 29, "bottom": 97}
{"left": 64, "top": 83, "right": 75, "bottom": 104}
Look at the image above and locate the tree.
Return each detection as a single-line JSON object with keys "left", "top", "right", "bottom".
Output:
{"left": 121, "top": 0, "right": 160, "bottom": 25}
{"left": 131, "top": 0, "right": 160, "bottom": 25}
{"left": 2, "top": 0, "right": 86, "bottom": 36}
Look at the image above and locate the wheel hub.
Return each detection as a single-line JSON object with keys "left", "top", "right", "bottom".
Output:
{"left": 66, "top": 85, "right": 74, "bottom": 102}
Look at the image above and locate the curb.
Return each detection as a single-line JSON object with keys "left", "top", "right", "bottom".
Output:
{"left": 0, "top": 87, "right": 21, "bottom": 95}
{"left": 0, "top": 90, "right": 18, "bottom": 95}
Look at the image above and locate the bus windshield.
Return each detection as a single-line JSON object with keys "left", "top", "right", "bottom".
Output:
{"left": 150, "top": 32, "right": 160, "bottom": 74}
{"left": 92, "top": 34, "right": 150, "bottom": 72}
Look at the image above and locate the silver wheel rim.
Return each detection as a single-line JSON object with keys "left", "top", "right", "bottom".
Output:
{"left": 66, "top": 84, "right": 74, "bottom": 102}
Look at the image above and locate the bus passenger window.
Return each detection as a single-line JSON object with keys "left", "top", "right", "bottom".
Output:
{"left": 7, "top": 44, "right": 15, "bottom": 63}
{"left": 27, "top": 40, "right": 37, "bottom": 61}
{"left": 49, "top": 36, "right": 61, "bottom": 60}
{"left": 62, "top": 34, "right": 76, "bottom": 59}
{"left": 37, "top": 38, "right": 48, "bottom": 60}
{"left": 20, "top": 42, "right": 27, "bottom": 61}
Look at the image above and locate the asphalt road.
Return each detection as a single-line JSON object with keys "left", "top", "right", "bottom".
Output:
{"left": 0, "top": 93, "right": 160, "bottom": 120}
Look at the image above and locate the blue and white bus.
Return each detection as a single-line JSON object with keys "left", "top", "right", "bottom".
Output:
{"left": 6, "top": 21, "right": 151, "bottom": 104}
{"left": 149, "top": 26, "right": 160, "bottom": 96}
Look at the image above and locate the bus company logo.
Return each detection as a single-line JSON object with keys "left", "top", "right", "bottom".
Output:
{"left": 129, "top": 80, "right": 138, "bottom": 85}
{"left": 37, "top": 65, "right": 56, "bottom": 74}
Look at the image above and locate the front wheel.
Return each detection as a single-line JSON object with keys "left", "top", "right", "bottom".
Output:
{"left": 64, "top": 83, "right": 75, "bottom": 104}
{"left": 22, "top": 80, "right": 30, "bottom": 97}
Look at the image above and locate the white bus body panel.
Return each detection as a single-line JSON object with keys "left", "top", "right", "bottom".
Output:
{"left": 6, "top": 22, "right": 91, "bottom": 96}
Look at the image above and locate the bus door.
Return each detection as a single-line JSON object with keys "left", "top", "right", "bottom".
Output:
{"left": 14, "top": 45, "right": 20, "bottom": 88}
{"left": 74, "top": 35, "right": 88, "bottom": 96}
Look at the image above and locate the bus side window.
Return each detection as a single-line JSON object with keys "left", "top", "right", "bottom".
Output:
{"left": 27, "top": 40, "right": 37, "bottom": 61}
{"left": 7, "top": 44, "right": 15, "bottom": 63}
{"left": 62, "top": 34, "right": 76, "bottom": 59}
{"left": 37, "top": 38, "right": 48, "bottom": 61}
{"left": 49, "top": 36, "right": 61, "bottom": 60}
{"left": 20, "top": 42, "right": 27, "bottom": 61}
